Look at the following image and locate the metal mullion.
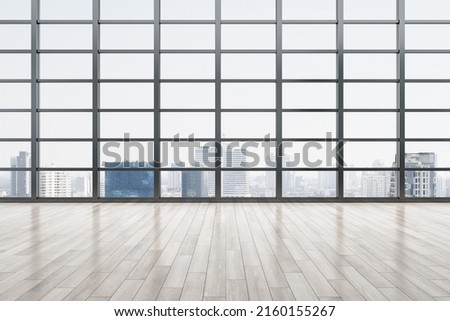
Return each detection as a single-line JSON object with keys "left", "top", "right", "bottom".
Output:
{"left": 282, "top": 50, "right": 338, "bottom": 54}
{"left": 161, "top": 50, "right": 214, "bottom": 54}
{"left": 154, "top": 0, "right": 161, "bottom": 200}
{"left": 344, "top": 50, "right": 399, "bottom": 54}
{"left": 215, "top": 0, "right": 222, "bottom": 200}
{"left": 281, "top": 168, "right": 338, "bottom": 172}
{"left": 99, "top": 49, "right": 155, "bottom": 54}
{"left": 38, "top": 108, "right": 92, "bottom": 113}
{"left": 221, "top": 50, "right": 276, "bottom": 54}
{"left": 337, "top": 0, "right": 344, "bottom": 200}
{"left": 0, "top": 80, "right": 32, "bottom": 83}
{"left": 0, "top": 50, "right": 32, "bottom": 54}
{"left": 99, "top": 79, "right": 155, "bottom": 83}
{"left": 0, "top": 139, "right": 32, "bottom": 142}
{"left": 276, "top": 0, "right": 283, "bottom": 200}
{"left": 99, "top": 138, "right": 154, "bottom": 142}
{"left": 405, "top": 79, "right": 450, "bottom": 83}
{"left": 282, "top": 20, "right": 338, "bottom": 24}
{"left": 31, "top": 0, "right": 38, "bottom": 200}
{"left": 344, "top": 138, "right": 399, "bottom": 142}
{"left": 0, "top": 168, "right": 32, "bottom": 171}
{"left": 38, "top": 20, "right": 93, "bottom": 24}
{"left": 38, "top": 50, "right": 93, "bottom": 54}
{"left": 160, "top": 108, "right": 214, "bottom": 112}
{"left": 99, "top": 108, "right": 155, "bottom": 113}
{"left": 0, "top": 109, "right": 33, "bottom": 113}
{"left": 221, "top": 20, "right": 276, "bottom": 24}
{"left": 0, "top": 20, "right": 31, "bottom": 24}
{"left": 405, "top": 50, "right": 450, "bottom": 54}
{"left": 344, "top": 20, "right": 400, "bottom": 24}
{"left": 99, "top": 20, "right": 154, "bottom": 24}
{"left": 398, "top": 0, "right": 406, "bottom": 200}
{"left": 282, "top": 79, "right": 338, "bottom": 83}
{"left": 342, "top": 168, "right": 400, "bottom": 172}
{"left": 38, "top": 168, "right": 93, "bottom": 171}
{"left": 405, "top": 20, "right": 450, "bottom": 24}
{"left": 92, "top": 0, "right": 100, "bottom": 199}
{"left": 38, "top": 79, "right": 93, "bottom": 83}
{"left": 406, "top": 109, "right": 450, "bottom": 113}
{"left": 343, "top": 108, "right": 399, "bottom": 112}
{"left": 38, "top": 138, "right": 94, "bottom": 142}
{"left": 161, "top": 20, "right": 215, "bottom": 24}
{"left": 221, "top": 109, "right": 276, "bottom": 113}
{"left": 343, "top": 79, "right": 399, "bottom": 83}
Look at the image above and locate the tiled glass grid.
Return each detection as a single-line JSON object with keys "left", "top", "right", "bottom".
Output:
{"left": 1, "top": 0, "right": 450, "bottom": 200}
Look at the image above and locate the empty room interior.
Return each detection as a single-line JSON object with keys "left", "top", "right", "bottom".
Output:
{"left": 2, "top": 0, "right": 450, "bottom": 303}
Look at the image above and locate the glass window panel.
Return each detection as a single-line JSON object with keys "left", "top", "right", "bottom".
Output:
{"left": 100, "top": 54, "right": 153, "bottom": 80}
{"left": 0, "top": 84, "right": 31, "bottom": 109}
{"left": 406, "top": 112, "right": 450, "bottom": 138}
{"left": 405, "top": 171, "right": 450, "bottom": 198}
{"left": 161, "top": 142, "right": 216, "bottom": 168}
{"left": 40, "top": 25, "right": 92, "bottom": 50}
{"left": 344, "top": 142, "right": 397, "bottom": 168}
{"left": 283, "top": 25, "right": 336, "bottom": 50}
{"left": 344, "top": 112, "right": 397, "bottom": 138}
{"left": 40, "top": 113, "right": 92, "bottom": 138}
{"left": 100, "top": 83, "right": 154, "bottom": 109}
{"left": 0, "top": 113, "right": 30, "bottom": 138}
{"left": 282, "top": 0, "right": 336, "bottom": 20}
{"left": 161, "top": 83, "right": 214, "bottom": 109}
{"left": 344, "top": 54, "right": 397, "bottom": 79}
{"left": 0, "top": 54, "right": 30, "bottom": 79}
{"left": 161, "top": 171, "right": 215, "bottom": 198}
{"left": 0, "top": 0, "right": 30, "bottom": 20}
{"left": 100, "top": 141, "right": 154, "bottom": 168}
{"left": 405, "top": 0, "right": 450, "bottom": 20}
{"left": 283, "top": 113, "right": 336, "bottom": 138}
{"left": 406, "top": 25, "right": 450, "bottom": 50}
{"left": 40, "top": 54, "right": 92, "bottom": 79}
{"left": 222, "top": 54, "right": 275, "bottom": 80}
{"left": 344, "top": 83, "right": 397, "bottom": 109}
{"left": 101, "top": 170, "right": 154, "bottom": 198}
{"left": 222, "top": 0, "right": 275, "bottom": 20}
{"left": 101, "top": 25, "right": 153, "bottom": 50}
{"left": 222, "top": 113, "right": 275, "bottom": 139}
{"left": 100, "top": 112, "right": 154, "bottom": 139}
{"left": 222, "top": 142, "right": 276, "bottom": 168}
{"left": 282, "top": 171, "right": 336, "bottom": 198}
{"left": 283, "top": 54, "right": 336, "bottom": 79}
{"left": 406, "top": 54, "right": 450, "bottom": 80}
{"left": 161, "top": 25, "right": 215, "bottom": 50}
{"left": 0, "top": 25, "right": 30, "bottom": 49}
{"left": 344, "top": 0, "right": 396, "bottom": 20}
{"left": 222, "top": 25, "right": 275, "bottom": 50}
{"left": 0, "top": 171, "right": 31, "bottom": 198}
{"left": 344, "top": 25, "right": 397, "bottom": 50}
{"left": 39, "top": 171, "right": 92, "bottom": 198}
{"left": 39, "top": 142, "right": 92, "bottom": 168}
{"left": 161, "top": 112, "right": 215, "bottom": 138}
{"left": 283, "top": 83, "right": 336, "bottom": 109}
{"left": 222, "top": 83, "right": 275, "bottom": 109}
{"left": 406, "top": 84, "right": 450, "bottom": 109}
{"left": 161, "top": 0, "right": 214, "bottom": 20}
{"left": 222, "top": 171, "right": 276, "bottom": 198}
{"left": 40, "top": 0, "right": 92, "bottom": 20}
{"left": 40, "top": 83, "right": 92, "bottom": 109}
{"left": 406, "top": 143, "right": 450, "bottom": 168}
{"left": 100, "top": 0, "right": 154, "bottom": 20}
{"left": 161, "top": 54, "right": 215, "bottom": 79}
{"left": 0, "top": 143, "right": 30, "bottom": 168}
{"left": 282, "top": 142, "right": 337, "bottom": 168}
{"left": 345, "top": 171, "right": 397, "bottom": 198}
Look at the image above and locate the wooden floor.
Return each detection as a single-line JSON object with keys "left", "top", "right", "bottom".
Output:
{"left": 0, "top": 202, "right": 450, "bottom": 301}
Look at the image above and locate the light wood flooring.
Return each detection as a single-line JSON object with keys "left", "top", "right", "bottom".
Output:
{"left": 0, "top": 202, "right": 450, "bottom": 301}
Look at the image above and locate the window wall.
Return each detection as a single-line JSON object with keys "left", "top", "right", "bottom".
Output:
{"left": 1, "top": 0, "right": 450, "bottom": 200}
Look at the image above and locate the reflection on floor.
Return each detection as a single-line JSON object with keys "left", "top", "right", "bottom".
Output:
{"left": 0, "top": 202, "right": 450, "bottom": 301}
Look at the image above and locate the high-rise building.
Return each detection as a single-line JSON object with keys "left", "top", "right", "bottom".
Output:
{"left": 222, "top": 147, "right": 249, "bottom": 197}
{"left": 104, "top": 161, "right": 154, "bottom": 198}
{"left": 10, "top": 151, "right": 31, "bottom": 197}
{"left": 39, "top": 171, "right": 72, "bottom": 198}
{"left": 405, "top": 153, "right": 436, "bottom": 198}
{"left": 181, "top": 171, "right": 208, "bottom": 197}
{"left": 73, "top": 175, "right": 92, "bottom": 197}
{"left": 362, "top": 172, "right": 391, "bottom": 197}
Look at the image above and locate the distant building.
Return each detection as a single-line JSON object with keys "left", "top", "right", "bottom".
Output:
{"left": 222, "top": 148, "right": 249, "bottom": 197}
{"left": 390, "top": 153, "right": 437, "bottom": 198}
{"left": 10, "top": 151, "right": 31, "bottom": 197}
{"left": 104, "top": 161, "right": 154, "bottom": 198}
{"left": 39, "top": 171, "right": 72, "bottom": 198}
{"left": 182, "top": 171, "right": 208, "bottom": 197}
{"left": 362, "top": 172, "right": 391, "bottom": 197}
